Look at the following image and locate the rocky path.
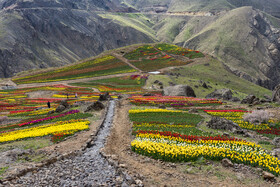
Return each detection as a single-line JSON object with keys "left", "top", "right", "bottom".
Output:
{"left": 5, "top": 100, "right": 131, "bottom": 187}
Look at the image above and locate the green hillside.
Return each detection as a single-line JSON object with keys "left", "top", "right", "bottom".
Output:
{"left": 145, "top": 56, "right": 272, "bottom": 99}
{"left": 24, "top": 43, "right": 271, "bottom": 99}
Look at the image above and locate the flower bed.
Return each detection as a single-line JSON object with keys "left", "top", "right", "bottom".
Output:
{"left": 129, "top": 104, "right": 280, "bottom": 176}
{"left": 155, "top": 43, "right": 204, "bottom": 59}
{"left": 204, "top": 110, "right": 271, "bottom": 131}
{"left": 131, "top": 137, "right": 280, "bottom": 175}
{"left": 70, "top": 75, "right": 148, "bottom": 93}
{"left": 13, "top": 56, "right": 136, "bottom": 84}
{"left": 129, "top": 109, "right": 202, "bottom": 126}
{"left": 130, "top": 96, "right": 222, "bottom": 107}
{"left": 0, "top": 119, "right": 90, "bottom": 143}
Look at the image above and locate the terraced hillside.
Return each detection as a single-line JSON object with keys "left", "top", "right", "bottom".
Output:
{"left": 2, "top": 43, "right": 280, "bottom": 186}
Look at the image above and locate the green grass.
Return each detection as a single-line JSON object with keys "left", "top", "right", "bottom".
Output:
{"left": 0, "top": 138, "right": 51, "bottom": 152}
{"left": 145, "top": 56, "right": 272, "bottom": 99}
{"left": 70, "top": 75, "right": 146, "bottom": 92}
{"left": 129, "top": 111, "right": 202, "bottom": 125}
{"left": 97, "top": 13, "right": 156, "bottom": 40}
{"left": 0, "top": 166, "right": 9, "bottom": 176}
{"left": 168, "top": 0, "right": 234, "bottom": 12}
{"left": 153, "top": 17, "right": 186, "bottom": 42}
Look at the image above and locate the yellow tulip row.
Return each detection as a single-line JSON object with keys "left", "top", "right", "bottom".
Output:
{"left": 129, "top": 108, "right": 182, "bottom": 114}
{"left": 206, "top": 112, "right": 271, "bottom": 131}
{"left": 207, "top": 112, "right": 245, "bottom": 117}
{"left": 28, "top": 108, "right": 55, "bottom": 116}
{"left": 131, "top": 139, "right": 280, "bottom": 175}
{"left": 52, "top": 94, "right": 77, "bottom": 98}
{"left": 133, "top": 123, "right": 194, "bottom": 128}
{"left": 0, "top": 119, "right": 90, "bottom": 143}
{"left": 136, "top": 133, "right": 261, "bottom": 150}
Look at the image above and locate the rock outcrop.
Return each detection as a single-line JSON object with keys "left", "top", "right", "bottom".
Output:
{"left": 163, "top": 85, "right": 196, "bottom": 97}
{"left": 55, "top": 100, "right": 69, "bottom": 113}
{"left": 99, "top": 92, "right": 110, "bottom": 101}
{"left": 85, "top": 101, "right": 105, "bottom": 112}
{"left": 206, "top": 89, "right": 232, "bottom": 100}
{"left": 272, "top": 85, "right": 280, "bottom": 103}
{"left": 207, "top": 117, "right": 245, "bottom": 134}
{"left": 241, "top": 95, "right": 261, "bottom": 105}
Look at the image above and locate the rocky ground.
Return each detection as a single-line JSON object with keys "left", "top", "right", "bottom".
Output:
{"left": 1, "top": 100, "right": 134, "bottom": 186}
{"left": 1, "top": 97, "right": 280, "bottom": 186}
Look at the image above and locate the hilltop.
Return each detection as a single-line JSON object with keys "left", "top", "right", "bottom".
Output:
{"left": 11, "top": 43, "right": 272, "bottom": 99}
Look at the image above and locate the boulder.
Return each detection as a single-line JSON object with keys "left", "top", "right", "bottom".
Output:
{"left": 48, "top": 110, "right": 55, "bottom": 115}
{"left": 241, "top": 95, "right": 260, "bottom": 105}
{"left": 230, "top": 97, "right": 240, "bottom": 102}
{"left": 272, "top": 85, "right": 280, "bottom": 103}
{"left": 99, "top": 92, "right": 110, "bottom": 101}
{"left": 262, "top": 171, "right": 275, "bottom": 181}
{"left": 85, "top": 101, "right": 105, "bottom": 112}
{"left": 272, "top": 137, "right": 280, "bottom": 147}
{"left": 207, "top": 117, "right": 244, "bottom": 133}
{"left": 264, "top": 94, "right": 271, "bottom": 100}
{"left": 260, "top": 98, "right": 271, "bottom": 103}
{"left": 202, "top": 82, "right": 208, "bottom": 89}
{"left": 163, "top": 85, "right": 196, "bottom": 97}
{"left": 60, "top": 100, "right": 69, "bottom": 108}
{"left": 206, "top": 89, "right": 232, "bottom": 100}
{"left": 55, "top": 105, "right": 66, "bottom": 113}
{"left": 158, "top": 105, "right": 166, "bottom": 109}
{"left": 271, "top": 148, "right": 280, "bottom": 158}
{"left": 221, "top": 158, "right": 233, "bottom": 167}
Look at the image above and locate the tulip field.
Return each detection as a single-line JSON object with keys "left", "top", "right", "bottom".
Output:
{"left": 0, "top": 84, "right": 100, "bottom": 145}
{"left": 13, "top": 56, "right": 137, "bottom": 84}
{"left": 204, "top": 109, "right": 280, "bottom": 138}
{"left": 129, "top": 95, "right": 223, "bottom": 108}
{"left": 70, "top": 75, "right": 149, "bottom": 93}
{"left": 124, "top": 44, "right": 200, "bottom": 71}
{"left": 155, "top": 43, "right": 205, "bottom": 59}
{"left": 129, "top": 97, "right": 280, "bottom": 176}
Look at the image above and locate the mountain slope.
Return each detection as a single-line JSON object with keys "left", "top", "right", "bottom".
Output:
{"left": 179, "top": 7, "right": 280, "bottom": 89}
{"left": 0, "top": 1, "right": 155, "bottom": 78}
{"left": 12, "top": 43, "right": 272, "bottom": 99}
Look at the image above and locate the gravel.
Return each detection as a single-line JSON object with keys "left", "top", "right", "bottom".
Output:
{"left": 6, "top": 100, "right": 131, "bottom": 187}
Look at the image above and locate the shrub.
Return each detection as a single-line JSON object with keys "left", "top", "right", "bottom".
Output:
{"left": 243, "top": 110, "right": 272, "bottom": 124}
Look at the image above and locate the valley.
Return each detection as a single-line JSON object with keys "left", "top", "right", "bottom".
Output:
{"left": 0, "top": 44, "right": 280, "bottom": 186}
{"left": 0, "top": 0, "right": 280, "bottom": 186}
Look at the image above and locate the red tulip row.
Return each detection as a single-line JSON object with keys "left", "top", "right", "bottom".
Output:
{"left": 135, "top": 130, "right": 244, "bottom": 142}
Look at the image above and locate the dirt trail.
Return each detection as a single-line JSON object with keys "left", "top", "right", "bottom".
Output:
{"left": 112, "top": 52, "right": 142, "bottom": 72}
{"left": 15, "top": 72, "right": 137, "bottom": 89}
